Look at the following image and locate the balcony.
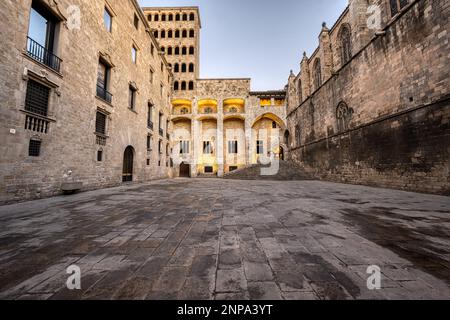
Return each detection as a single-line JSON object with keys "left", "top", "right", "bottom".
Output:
{"left": 26, "top": 37, "right": 62, "bottom": 73}
{"left": 96, "top": 84, "right": 113, "bottom": 104}
{"left": 148, "top": 120, "right": 154, "bottom": 130}
{"left": 24, "top": 114, "right": 50, "bottom": 134}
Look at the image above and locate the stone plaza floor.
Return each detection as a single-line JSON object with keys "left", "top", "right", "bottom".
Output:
{"left": 0, "top": 178, "right": 449, "bottom": 300}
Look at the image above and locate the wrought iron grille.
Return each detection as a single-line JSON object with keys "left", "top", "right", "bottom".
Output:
{"left": 28, "top": 139, "right": 41, "bottom": 157}
{"left": 25, "top": 80, "right": 50, "bottom": 117}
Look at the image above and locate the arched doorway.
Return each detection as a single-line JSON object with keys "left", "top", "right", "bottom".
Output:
{"left": 122, "top": 146, "right": 134, "bottom": 182}
{"left": 179, "top": 162, "right": 190, "bottom": 177}
{"left": 279, "top": 146, "right": 285, "bottom": 161}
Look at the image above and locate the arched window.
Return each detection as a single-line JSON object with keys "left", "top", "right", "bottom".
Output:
{"left": 336, "top": 102, "right": 353, "bottom": 132}
{"left": 162, "top": 14, "right": 166, "bottom": 21}
{"left": 182, "top": 29, "right": 187, "bottom": 38}
{"left": 175, "top": 14, "right": 180, "bottom": 21}
{"left": 168, "top": 30, "right": 173, "bottom": 38}
{"left": 298, "top": 80, "right": 302, "bottom": 103}
{"left": 181, "top": 63, "right": 187, "bottom": 73}
{"left": 181, "top": 81, "right": 187, "bottom": 90}
{"left": 167, "top": 47, "right": 172, "bottom": 55}
{"left": 189, "top": 63, "right": 194, "bottom": 73}
{"left": 160, "top": 30, "right": 165, "bottom": 38}
{"left": 188, "top": 81, "right": 194, "bottom": 90}
{"left": 161, "top": 46, "right": 165, "bottom": 53}
{"left": 182, "top": 47, "right": 187, "bottom": 55}
{"left": 189, "top": 29, "right": 195, "bottom": 38}
{"left": 175, "top": 30, "right": 180, "bottom": 38}
{"left": 147, "top": 14, "right": 152, "bottom": 22}
{"left": 313, "top": 59, "right": 322, "bottom": 90}
{"left": 295, "top": 125, "right": 301, "bottom": 147}
{"left": 153, "top": 30, "right": 158, "bottom": 38}
{"left": 339, "top": 25, "right": 352, "bottom": 65}
{"left": 174, "top": 81, "right": 179, "bottom": 91}
{"left": 174, "top": 63, "right": 179, "bottom": 73}
{"left": 182, "top": 13, "right": 188, "bottom": 21}
{"left": 174, "top": 47, "right": 180, "bottom": 55}
{"left": 189, "top": 13, "right": 195, "bottom": 21}
{"left": 189, "top": 46, "right": 194, "bottom": 55}
{"left": 168, "top": 14, "right": 173, "bottom": 21}
{"left": 154, "top": 14, "right": 159, "bottom": 21}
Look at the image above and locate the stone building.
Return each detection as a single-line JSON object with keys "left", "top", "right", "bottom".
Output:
{"left": 0, "top": 0, "right": 174, "bottom": 203}
{"left": 285, "top": 0, "right": 450, "bottom": 195}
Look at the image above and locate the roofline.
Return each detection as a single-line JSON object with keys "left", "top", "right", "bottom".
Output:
{"left": 197, "top": 78, "right": 251, "bottom": 81}
{"left": 141, "top": 6, "right": 202, "bottom": 28}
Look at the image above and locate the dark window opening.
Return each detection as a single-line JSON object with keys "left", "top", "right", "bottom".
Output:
{"left": 133, "top": 14, "right": 139, "bottom": 29}
{"left": 189, "top": 13, "right": 195, "bottom": 21}
{"left": 95, "top": 111, "right": 107, "bottom": 135}
{"left": 256, "top": 140, "right": 264, "bottom": 155}
{"left": 189, "top": 46, "right": 194, "bottom": 55}
{"left": 25, "top": 79, "right": 50, "bottom": 116}
{"left": 189, "top": 63, "right": 194, "bottom": 73}
{"left": 97, "top": 150, "right": 103, "bottom": 161}
{"left": 29, "top": 139, "right": 41, "bottom": 157}
{"left": 204, "top": 166, "right": 213, "bottom": 173}
{"left": 189, "top": 29, "right": 195, "bottom": 38}
{"left": 228, "top": 141, "right": 238, "bottom": 154}
{"left": 188, "top": 81, "right": 194, "bottom": 91}
{"left": 128, "top": 86, "right": 136, "bottom": 110}
{"left": 229, "top": 166, "right": 238, "bottom": 172}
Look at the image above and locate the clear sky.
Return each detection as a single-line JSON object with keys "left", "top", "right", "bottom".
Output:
{"left": 139, "top": 0, "right": 348, "bottom": 91}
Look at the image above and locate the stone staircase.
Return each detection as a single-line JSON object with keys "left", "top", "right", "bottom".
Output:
{"left": 223, "top": 161, "right": 314, "bottom": 181}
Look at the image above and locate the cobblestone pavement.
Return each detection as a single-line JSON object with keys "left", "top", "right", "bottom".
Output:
{"left": 0, "top": 179, "right": 449, "bottom": 300}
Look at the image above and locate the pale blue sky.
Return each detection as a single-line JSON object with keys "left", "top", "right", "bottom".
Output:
{"left": 139, "top": 0, "right": 348, "bottom": 91}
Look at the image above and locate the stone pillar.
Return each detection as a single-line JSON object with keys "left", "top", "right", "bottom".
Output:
{"left": 287, "top": 70, "right": 298, "bottom": 114}
{"left": 319, "top": 23, "right": 334, "bottom": 81}
{"left": 300, "top": 52, "right": 311, "bottom": 99}
{"left": 349, "top": 0, "right": 373, "bottom": 53}
{"left": 217, "top": 100, "right": 224, "bottom": 177}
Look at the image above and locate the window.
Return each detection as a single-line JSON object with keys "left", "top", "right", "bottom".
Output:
{"left": 154, "top": 14, "right": 159, "bottom": 21}
{"left": 133, "top": 14, "right": 139, "bottom": 29}
{"left": 147, "top": 104, "right": 153, "bottom": 128}
{"left": 189, "top": 63, "right": 194, "bottom": 73}
{"left": 339, "top": 25, "right": 352, "bottom": 65}
{"left": 295, "top": 125, "right": 301, "bottom": 146}
{"left": 180, "top": 141, "right": 190, "bottom": 154}
{"left": 181, "top": 81, "right": 187, "bottom": 91}
{"left": 336, "top": 102, "right": 354, "bottom": 132}
{"left": 168, "top": 14, "right": 173, "bottom": 21}
{"left": 97, "top": 150, "right": 103, "bottom": 161}
{"left": 158, "top": 140, "right": 163, "bottom": 154}
{"left": 182, "top": 47, "right": 187, "bottom": 55}
{"left": 27, "top": 0, "right": 60, "bottom": 71}
{"left": 128, "top": 86, "right": 136, "bottom": 110}
{"left": 167, "top": 47, "right": 172, "bottom": 55}
{"left": 175, "top": 30, "right": 180, "bottom": 38}
{"left": 168, "top": 30, "right": 173, "bottom": 38}
{"left": 104, "top": 7, "right": 112, "bottom": 32}
{"left": 147, "top": 159, "right": 150, "bottom": 166}
{"left": 162, "top": 14, "right": 166, "bottom": 21}
{"left": 161, "top": 30, "right": 165, "bottom": 38}
{"left": 147, "top": 14, "right": 152, "bottom": 22}
{"left": 174, "top": 81, "right": 179, "bottom": 91}
{"left": 390, "top": 0, "right": 409, "bottom": 17}
{"left": 147, "top": 135, "right": 152, "bottom": 150}
{"left": 189, "top": 46, "right": 194, "bottom": 55}
{"left": 151, "top": 43, "right": 154, "bottom": 56}
{"left": 150, "top": 68, "right": 154, "bottom": 83}
{"left": 203, "top": 141, "right": 213, "bottom": 154}
{"left": 132, "top": 45, "right": 137, "bottom": 64}
{"left": 228, "top": 141, "right": 238, "bottom": 154}
{"left": 313, "top": 59, "right": 322, "bottom": 90}
{"left": 166, "top": 144, "right": 170, "bottom": 156}
{"left": 182, "top": 30, "right": 187, "bottom": 38}
{"left": 298, "top": 80, "right": 303, "bottom": 103}
{"left": 159, "top": 112, "right": 163, "bottom": 131}
{"left": 189, "top": 13, "right": 195, "bottom": 21}
{"left": 97, "top": 60, "right": 112, "bottom": 103}
{"left": 189, "top": 29, "right": 195, "bottom": 38}
{"left": 272, "top": 121, "right": 277, "bottom": 129}
{"left": 175, "top": 47, "right": 180, "bottom": 55}
{"left": 25, "top": 80, "right": 50, "bottom": 116}
{"left": 182, "top": 14, "right": 188, "bottom": 21}
{"left": 188, "top": 81, "right": 194, "bottom": 91}
{"left": 154, "top": 30, "right": 158, "bottom": 38}
{"left": 176, "top": 13, "right": 180, "bottom": 21}
{"left": 181, "top": 63, "right": 187, "bottom": 73}
{"left": 29, "top": 139, "right": 41, "bottom": 157}
{"left": 256, "top": 140, "right": 264, "bottom": 155}
{"left": 204, "top": 166, "right": 213, "bottom": 173}
{"left": 95, "top": 111, "right": 107, "bottom": 135}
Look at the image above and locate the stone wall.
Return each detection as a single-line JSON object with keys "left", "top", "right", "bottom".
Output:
{"left": 286, "top": 0, "right": 450, "bottom": 195}
{"left": 0, "top": 0, "right": 174, "bottom": 204}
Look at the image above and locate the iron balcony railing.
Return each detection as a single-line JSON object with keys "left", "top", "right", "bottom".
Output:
{"left": 26, "top": 37, "right": 62, "bottom": 73}
{"left": 96, "top": 84, "right": 113, "bottom": 104}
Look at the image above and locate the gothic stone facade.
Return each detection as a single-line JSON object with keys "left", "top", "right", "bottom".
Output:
{"left": 286, "top": 0, "right": 450, "bottom": 195}
{"left": 0, "top": 0, "right": 174, "bottom": 204}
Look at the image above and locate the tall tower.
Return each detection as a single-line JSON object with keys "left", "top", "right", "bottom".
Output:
{"left": 142, "top": 7, "right": 201, "bottom": 99}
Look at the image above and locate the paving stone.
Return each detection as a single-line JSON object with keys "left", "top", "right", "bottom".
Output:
{"left": 243, "top": 261, "right": 274, "bottom": 282}
{"left": 247, "top": 282, "right": 283, "bottom": 300}
{"left": 216, "top": 269, "right": 247, "bottom": 293}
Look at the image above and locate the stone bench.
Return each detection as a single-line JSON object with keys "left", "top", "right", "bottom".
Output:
{"left": 61, "top": 182, "right": 83, "bottom": 195}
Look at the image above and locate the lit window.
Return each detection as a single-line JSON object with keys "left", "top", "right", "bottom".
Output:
{"left": 104, "top": 8, "right": 112, "bottom": 32}
{"left": 132, "top": 46, "right": 137, "bottom": 64}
